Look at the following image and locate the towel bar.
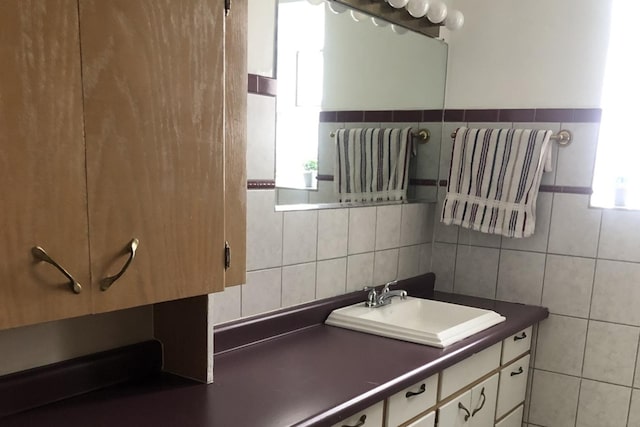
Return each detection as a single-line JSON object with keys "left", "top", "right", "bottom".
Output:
{"left": 450, "top": 128, "right": 572, "bottom": 146}
{"left": 330, "top": 129, "right": 430, "bottom": 143}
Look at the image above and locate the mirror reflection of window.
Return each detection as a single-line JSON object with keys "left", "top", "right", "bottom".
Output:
{"left": 275, "top": 0, "right": 324, "bottom": 190}
{"left": 591, "top": 0, "right": 640, "bottom": 209}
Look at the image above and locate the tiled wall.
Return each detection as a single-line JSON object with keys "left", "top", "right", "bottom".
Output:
{"left": 433, "top": 119, "right": 640, "bottom": 426}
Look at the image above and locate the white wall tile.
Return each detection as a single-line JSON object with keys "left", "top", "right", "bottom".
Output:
{"left": 547, "top": 194, "right": 601, "bottom": 257}
{"left": 281, "top": 263, "right": 316, "bottom": 307}
{"left": 308, "top": 180, "right": 336, "bottom": 205}
{"left": 534, "top": 314, "right": 587, "bottom": 376}
{"left": 247, "top": 94, "right": 276, "bottom": 180}
{"left": 630, "top": 390, "right": 640, "bottom": 427}
{"left": 598, "top": 209, "right": 640, "bottom": 263}
{"left": 528, "top": 370, "right": 580, "bottom": 427}
{"left": 373, "top": 249, "right": 399, "bottom": 286}
{"left": 415, "top": 122, "right": 442, "bottom": 181}
{"left": 398, "top": 245, "right": 421, "bottom": 280}
{"left": 555, "top": 122, "right": 600, "bottom": 187}
{"left": 501, "top": 192, "right": 553, "bottom": 253}
{"left": 346, "top": 252, "right": 374, "bottom": 292}
{"left": 242, "top": 268, "right": 282, "bottom": 317}
{"left": 211, "top": 285, "right": 241, "bottom": 325}
{"left": 496, "top": 250, "right": 545, "bottom": 305}
{"left": 419, "top": 243, "right": 432, "bottom": 275}
{"left": 317, "top": 208, "right": 349, "bottom": 260}
{"left": 636, "top": 349, "right": 640, "bottom": 388}
{"left": 400, "top": 203, "right": 429, "bottom": 246}
{"left": 276, "top": 189, "right": 309, "bottom": 205}
{"left": 591, "top": 260, "right": 640, "bottom": 326}
{"left": 542, "top": 255, "right": 595, "bottom": 318}
{"left": 316, "top": 258, "right": 347, "bottom": 299}
{"left": 375, "top": 205, "right": 402, "bottom": 250}
{"left": 348, "top": 207, "right": 377, "bottom": 254}
{"left": 434, "top": 188, "right": 459, "bottom": 244}
{"left": 453, "top": 246, "right": 500, "bottom": 299}
{"left": 282, "top": 210, "right": 318, "bottom": 265}
{"left": 582, "top": 321, "right": 639, "bottom": 386}
{"left": 246, "top": 190, "right": 282, "bottom": 271}
{"left": 432, "top": 242, "right": 457, "bottom": 292}
{"left": 457, "top": 227, "right": 502, "bottom": 248}
{"left": 576, "top": 380, "right": 631, "bottom": 427}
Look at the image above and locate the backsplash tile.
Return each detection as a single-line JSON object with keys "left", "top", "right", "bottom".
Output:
{"left": 431, "top": 242, "right": 456, "bottom": 292}
{"left": 282, "top": 263, "right": 316, "bottom": 307}
{"left": 283, "top": 210, "right": 318, "bottom": 265}
{"left": 316, "top": 258, "right": 347, "bottom": 299}
{"left": 348, "top": 207, "right": 377, "bottom": 255}
{"left": 317, "top": 208, "right": 349, "bottom": 260}
{"left": 373, "top": 249, "right": 399, "bottom": 285}
{"left": 630, "top": 391, "right": 640, "bottom": 427}
{"left": 598, "top": 209, "right": 640, "bottom": 263}
{"left": 398, "top": 245, "right": 421, "bottom": 280}
{"left": 242, "top": 268, "right": 282, "bottom": 317}
{"left": 496, "top": 250, "right": 545, "bottom": 306}
{"left": 400, "top": 203, "right": 430, "bottom": 246}
{"left": 375, "top": 205, "right": 402, "bottom": 251}
{"left": 346, "top": 252, "right": 375, "bottom": 292}
{"left": 453, "top": 246, "right": 499, "bottom": 299}
{"left": 528, "top": 370, "right": 580, "bottom": 427}
{"left": 541, "top": 255, "right": 595, "bottom": 318}
{"left": 246, "top": 190, "right": 283, "bottom": 271}
{"left": 211, "top": 285, "right": 241, "bottom": 325}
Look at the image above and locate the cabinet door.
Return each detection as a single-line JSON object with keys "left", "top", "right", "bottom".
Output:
{"left": 469, "top": 374, "right": 498, "bottom": 427}
{"left": 0, "top": 0, "right": 92, "bottom": 329}
{"left": 223, "top": 0, "right": 247, "bottom": 287}
{"left": 438, "top": 390, "right": 472, "bottom": 427}
{"left": 79, "top": 0, "right": 225, "bottom": 312}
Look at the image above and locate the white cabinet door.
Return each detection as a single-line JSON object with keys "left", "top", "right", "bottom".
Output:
{"left": 469, "top": 374, "right": 498, "bottom": 427}
{"left": 406, "top": 410, "right": 436, "bottom": 427}
{"left": 438, "top": 390, "right": 472, "bottom": 427}
{"left": 495, "top": 405, "right": 524, "bottom": 427}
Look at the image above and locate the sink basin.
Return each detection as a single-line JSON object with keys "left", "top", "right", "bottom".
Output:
{"left": 325, "top": 297, "right": 506, "bottom": 348}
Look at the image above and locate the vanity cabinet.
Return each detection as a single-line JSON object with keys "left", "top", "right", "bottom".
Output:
{"left": 0, "top": 0, "right": 244, "bottom": 329}
{"left": 438, "top": 374, "right": 498, "bottom": 427}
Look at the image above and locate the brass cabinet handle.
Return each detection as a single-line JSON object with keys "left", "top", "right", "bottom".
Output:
{"left": 31, "top": 246, "right": 82, "bottom": 294}
{"left": 100, "top": 238, "right": 139, "bottom": 291}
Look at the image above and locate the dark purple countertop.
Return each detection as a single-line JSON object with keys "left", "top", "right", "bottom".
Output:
{"left": 1, "top": 274, "right": 548, "bottom": 427}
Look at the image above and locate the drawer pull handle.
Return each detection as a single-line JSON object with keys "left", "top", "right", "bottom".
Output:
{"left": 513, "top": 332, "right": 527, "bottom": 341}
{"left": 100, "top": 238, "right": 139, "bottom": 291}
{"left": 342, "top": 414, "right": 366, "bottom": 427}
{"left": 510, "top": 366, "right": 524, "bottom": 376}
{"left": 458, "top": 402, "right": 471, "bottom": 421}
{"left": 405, "top": 383, "right": 426, "bottom": 398}
{"left": 32, "top": 246, "right": 82, "bottom": 294}
{"left": 471, "top": 387, "right": 486, "bottom": 417}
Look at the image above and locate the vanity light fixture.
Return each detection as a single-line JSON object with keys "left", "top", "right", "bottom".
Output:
{"left": 327, "top": 1, "right": 347, "bottom": 14}
{"left": 350, "top": 9, "right": 369, "bottom": 22}
{"left": 388, "top": 0, "right": 409, "bottom": 9}
{"left": 426, "top": 1, "right": 447, "bottom": 24}
{"left": 444, "top": 8, "right": 464, "bottom": 30}
{"left": 406, "top": 0, "right": 429, "bottom": 18}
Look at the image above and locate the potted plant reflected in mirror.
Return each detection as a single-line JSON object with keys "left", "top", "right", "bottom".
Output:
{"left": 303, "top": 160, "right": 317, "bottom": 188}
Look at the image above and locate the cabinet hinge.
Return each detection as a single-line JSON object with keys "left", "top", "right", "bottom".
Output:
{"left": 224, "top": 241, "right": 231, "bottom": 270}
{"left": 224, "top": 0, "right": 231, "bottom": 16}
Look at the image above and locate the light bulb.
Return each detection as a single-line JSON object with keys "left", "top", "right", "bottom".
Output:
{"left": 388, "top": 0, "right": 409, "bottom": 9}
{"left": 444, "top": 9, "right": 464, "bottom": 30}
{"left": 426, "top": 1, "right": 447, "bottom": 23}
{"left": 350, "top": 10, "right": 368, "bottom": 22}
{"left": 406, "top": 0, "right": 429, "bottom": 18}
{"left": 327, "top": 2, "right": 347, "bottom": 14}
{"left": 307, "top": 0, "right": 324, "bottom": 5}
{"left": 371, "top": 17, "right": 390, "bottom": 27}
{"left": 391, "top": 24, "right": 408, "bottom": 35}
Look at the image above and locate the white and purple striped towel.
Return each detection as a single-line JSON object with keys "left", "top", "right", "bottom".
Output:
{"left": 442, "top": 127, "right": 553, "bottom": 238}
{"left": 334, "top": 127, "right": 414, "bottom": 202}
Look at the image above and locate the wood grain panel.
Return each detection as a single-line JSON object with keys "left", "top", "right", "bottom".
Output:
{"left": 224, "top": 0, "right": 248, "bottom": 287}
{"left": 0, "top": 0, "right": 91, "bottom": 329}
{"left": 80, "top": 0, "right": 226, "bottom": 313}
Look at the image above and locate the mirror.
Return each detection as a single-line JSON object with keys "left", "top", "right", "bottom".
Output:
{"left": 274, "top": 0, "right": 448, "bottom": 208}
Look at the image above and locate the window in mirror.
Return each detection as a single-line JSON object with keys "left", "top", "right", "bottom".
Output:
{"left": 275, "top": 0, "right": 324, "bottom": 190}
{"left": 591, "top": 0, "right": 639, "bottom": 209}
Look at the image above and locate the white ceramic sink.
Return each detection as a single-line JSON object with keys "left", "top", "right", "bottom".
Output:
{"left": 325, "top": 297, "right": 506, "bottom": 348}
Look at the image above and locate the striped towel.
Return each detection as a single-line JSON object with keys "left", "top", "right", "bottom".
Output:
{"left": 334, "top": 127, "right": 414, "bottom": 202}
{"left": 442, "top": 127, "right": 553, "bottom": 238}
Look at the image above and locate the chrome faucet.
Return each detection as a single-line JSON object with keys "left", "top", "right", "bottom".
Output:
{"left": 364, "top": 281, "right": 407, "bottom": 308}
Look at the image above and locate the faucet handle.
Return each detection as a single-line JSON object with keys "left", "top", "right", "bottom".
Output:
{"left": 363, "top": 286, "right": 377, "bottom": 307}
{"left": 381, "top": 280, "right": 398, "bottom": 293}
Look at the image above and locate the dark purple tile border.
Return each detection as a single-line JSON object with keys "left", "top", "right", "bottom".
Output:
{"left": 247, "top": 74, "right": 276, "bottom": 97}
{"left": 573, "top": 108, "right": 602, "bottom": 122}
{"left": 392, "top": 110, "right": 423, "bottom": 122}
{"left": 363, "top": 110, "right": 393, "bottom": 122}
{"left": 0, "top": 340, "right": 162, "bottom": 418}
{"left": 439, "top": 180, "right": 592, "bottom": 195}
{"left": 444, "top": 109, "right": 465, "bottom": 122}
{"left": 336, "top": 111, "right": 364, "bottom": 122}
{"left": 316, "top": 174, "right": 333, "bottom": 182}
{"left": 409, "top": 178, "right": 439, "bottom": 186}
{"left": 319, "top": 111, "right": 337, "bottom": 122}
{"left": 247, "top": 179, "right": 276, "bottom": 190}
{"left": 498, "top": 109, "right": 536, "bottom": 122}
{"left": 214, "top": 274, "right": 435, "bottom": 355}
{"left": 534, "top": 108, "right": 574, "bottom": 123}
{"left": 423, "top": 109, "right": 444, "bottom": 122}
{"left": 464, "top": 109, "right": 500, "bottom": 122}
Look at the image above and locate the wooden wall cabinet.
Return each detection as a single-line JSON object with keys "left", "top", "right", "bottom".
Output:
{"left": 0, "top": 0, "right": 245, "bottom": 330}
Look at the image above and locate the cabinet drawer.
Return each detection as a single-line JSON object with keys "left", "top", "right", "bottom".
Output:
{"left": 440, "top": 342, "right": 501, "bottom": 399}
{"left": 496, "top": 355, "right": 530, "bottom": 419}
{"left": 495, "top": 404, "right": 524, "bottom": 427}
{"left": 386, "top": 374, "right": 437, "bottom": 427}
{"left": 501, "top": 326, "right": 531, "bottom": 363}
{"left": 332, "top": 402, "right": 383, "bottom": 427}
{"left": 405, "top": 410, "right": 435, "bottom": 427}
